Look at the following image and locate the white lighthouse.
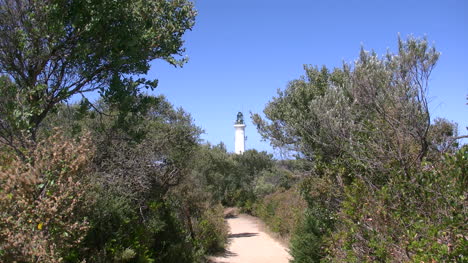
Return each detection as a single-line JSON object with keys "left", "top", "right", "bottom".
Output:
{"left": 234, "top": 112, "right": 246, "bottom": 154}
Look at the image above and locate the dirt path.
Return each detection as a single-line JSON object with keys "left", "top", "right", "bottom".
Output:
{"left": 210, "top": 213, "right": 291, "bottom": 263}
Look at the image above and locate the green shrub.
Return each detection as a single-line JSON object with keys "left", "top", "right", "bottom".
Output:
{"left": 290, "top": 209, "right": 328, "bottom": 263}
{"left": 254, "top": 187, "right": 306, "bottom": 237}
{"left": 194, "top": 204, "right": 228, "bottom": 254}
{"left": 82, "top": 191, "right": 199, "bottom": 263}
{"left": 325, "top": 147, "right": 468, "bottom": 262}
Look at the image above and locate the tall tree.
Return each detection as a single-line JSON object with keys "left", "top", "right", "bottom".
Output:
{"left": 253, "top": 36, "right": 441, "bottom": 181}
{"left": 0, "top": 0, "right": 196, "bottom": 152}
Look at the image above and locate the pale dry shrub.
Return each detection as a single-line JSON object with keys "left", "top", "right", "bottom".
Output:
{"left": 254, "top": 187, "right": 307, "bottom": 237}
{"left": 0, "top": 130, "right": 93, "bottom": 262}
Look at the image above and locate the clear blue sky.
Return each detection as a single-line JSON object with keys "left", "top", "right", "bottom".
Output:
{"left": 147, "top": 0, "right": 468, "bottom": 155}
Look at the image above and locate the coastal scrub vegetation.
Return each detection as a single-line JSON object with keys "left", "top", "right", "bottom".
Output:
{"left": 0, "top": 0, "right": 466, "bottom": 261}
{"left": 253, "top": 36, "right": 467, "bottom": 262}
{"left": 0, "top": 0, "right": 228, "bottom": 261}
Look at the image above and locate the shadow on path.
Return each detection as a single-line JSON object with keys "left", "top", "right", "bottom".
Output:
{"left": 225, "top": 214, "right": 238, "bottom": 219}
{"left": 228, "top": 232, "right": 258, "bottom": 238}
{"left": 208, "top": 249, "right": 238, "bottom": 262}
{"left": 209, "top": 212, "right": 290, "bottom": 262}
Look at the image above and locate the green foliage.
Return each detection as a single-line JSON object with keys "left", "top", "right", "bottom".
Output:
{"left": 287, "top": 162, "right": 343, "bottom": 263}
{"left": 254, "top": 36, "right": 466, "bottom": 262}
{"left": 189, "top": 143, "right": 237, "bottom": 204}
{"left": 253, "top": 187, "right": 306, "bottom": 237}
{"left": 290, "top": 210, "right": 327, "bottom": 263}
{"left": 234, "top": 149, "right": 275, "bottom": 179}
{"left": 254, "top": 36, "right": 440, "bottom": 181}
{"left": 194, "top": 205, "right": 228, "bottom": 254}
{"left": 252, "top": 65, "right": 344, "bottom": 159}
{"left": 428, "top": 117, "right": 460, "bottom": 155}
{"left": 0, "top": 0, "right": 196, "bottom": 145}
{"left": 26, "top": 95, "right": 221, "bottom": 262}
{"left": 0, "top": 1, "right": 232, "bottom": 261}
{"left": 189, "top": 145, "right": 278, "bottom": 209}
{"left": 73, "top": 96, "right": 206, "bottom": 262}
{"left": 326, "top": 147, "right": 467, "bottom": 262}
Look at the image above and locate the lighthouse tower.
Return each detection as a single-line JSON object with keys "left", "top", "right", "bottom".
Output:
{"left": 234, "top": 112, "right": 246, "bottom": 154}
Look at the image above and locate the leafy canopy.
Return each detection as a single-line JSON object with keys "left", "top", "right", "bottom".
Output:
{"left": 253, "top": 36, "right": 440, "bottom": 180}
{"left": 0, "top": 0, "right": 196, "bottom": 144}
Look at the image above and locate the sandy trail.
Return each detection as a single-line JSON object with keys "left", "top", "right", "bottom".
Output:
{"left": 210, "top": 213, "right": 291, "bottom": 263}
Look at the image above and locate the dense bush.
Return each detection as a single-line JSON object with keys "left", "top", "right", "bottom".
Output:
{"left": 325, "top": 147, "right": 467, "bottom": 262}
{"left": 288, "top": 162, "right": 345, "bottom": 263}
{"left": 290, "top": 209, "right": 328, "bottom": 263}
{"left": 0, "top": 131, "right": 92, "bottom": 262}
{"left": 2, "top": 6, "right": 465, "bottom": 261}
{"left": 0, "top": 1, "right": 233, "bottom": 261}
{"left": 71, "top": 96, "right": 225, "bottom": 262}
{"left": 189, "top": 145, "right": 278, "bottom": 209}
{"left": 83, "top": 193, "right": 198, "bottom": 263}
{"left": 254, "top": 36, "right": 467, "bottom": 262}
{"left": 0, "top": 95, "right": 228, "bottom": 262}
{"left": 253, "top": 187, "right": 306, "bottom": 237}
{"left": 194, "top": 204, "right": 228, "bottom": 254}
